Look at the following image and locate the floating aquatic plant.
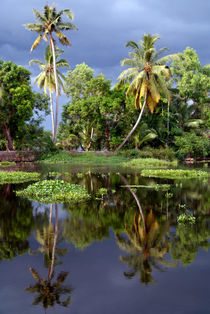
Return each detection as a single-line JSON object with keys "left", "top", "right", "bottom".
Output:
{"left": 0, "top": 170, "right": 40, "bottom": 184}
{"left": 177, "top": 213, "right": 196, "bottom": 224}
{"left": 16, "top": 180, "right": 90, "bottom": 203}
{"left": 123, "top": 158, "right": 177, "bottom": 168}
{"left": 141, "top": 169, "right": 209, "bottom": 179}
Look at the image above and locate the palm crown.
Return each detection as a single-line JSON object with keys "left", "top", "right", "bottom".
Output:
{"left": 30, "top": 45, "right": 69, "bottom": 95}
{"left": 118, "top": 34, "right": 173, "bottom": 113}
{"left": 24, "top": 5, "right": 78, "bottom": 52}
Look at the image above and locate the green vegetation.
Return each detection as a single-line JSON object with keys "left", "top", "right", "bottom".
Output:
{"left": 0, "top": 170, "right": 40, "bottom": 183}
{"left": 39, "top": 151, "right": 128, "bottom": 164}
{"left": 177, "top": 213, "right": 196, "bottom": 224}
{"left": 16, "top": 180, "right": 90, "bottom": 203}
{"left": 116, "top": 34, "right": 176, "bottom": 150}
{"left": 0, "top": 161, "right": 16, "bottom": 167}
{"left": 141, "top": 169, "right": 209, "bottom": 179}
{"left": 121, "top": 184, "right": 171, "bottom": 191}
{"left": 0, "top": 60, "right": 50, "bottom": 151}
{"left": 123, "top": 157, "right": 177, "bottom": 168}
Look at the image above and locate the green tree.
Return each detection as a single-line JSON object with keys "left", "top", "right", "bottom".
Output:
{"left": 0, "top": 60, "right": 49, "bottom": 150}
{"left": 171, "top": 47, "right": 210, "bottom": 119}
{"left": 30, "top": 45, "right": 70, "bottom": 139}
{"left": 116, "top": 34, "right": 176, "bottom": 150}
{"left": 24, "top": 4, "right": 78, "bottom": 141}
{"left": 62, "top": 63, "right": 135, "bottom": 150}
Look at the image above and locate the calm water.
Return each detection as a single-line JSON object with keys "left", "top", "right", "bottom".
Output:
{"left": 0, "top": 164, "right": 209, "bottom": 314}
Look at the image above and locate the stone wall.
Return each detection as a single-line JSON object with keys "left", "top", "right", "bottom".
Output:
{"left": 0, "top": 151, "right": 39, "bottom": 162}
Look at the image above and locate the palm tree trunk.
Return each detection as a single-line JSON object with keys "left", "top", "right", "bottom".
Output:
{"left": 115, "top": 93, "right": 147, "bottom": 151}
{"left": 49, "top": 92, "right": 55, "bottom": 139}
{"left": 48, "top": 204, "right": 58, "bottom": 282}
{"left": 49, "top": 34, "right": 59, "bottom": 143}
{"left": 119, "top": 174, "right": 145, "bottom": 230}
{"left": 167, "top": 100, "right": 170, "bottom": 145}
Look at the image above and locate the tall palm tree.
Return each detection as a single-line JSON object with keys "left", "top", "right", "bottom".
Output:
{"left": 24, "top": 5, "right": 78, "bottom": 141}
{"left": 116, "top": 34, "right": 176, "bottom": 150}
{"left": 29, "top": 46, "right": 70, "bottom": 140}
{"left": 116, "top": 210, "right": 177, "bottom": 284}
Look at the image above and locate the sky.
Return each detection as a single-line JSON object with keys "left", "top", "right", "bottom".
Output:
{"left": 0, "top": 0, "right": 210, "bottom": 129}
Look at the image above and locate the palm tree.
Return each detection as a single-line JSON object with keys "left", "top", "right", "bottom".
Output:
{"left": 116, "top": 34, "right": 176, "bottom": 150}
{"left": 29, "top": 46, "right": 70, "bottom": 140}
{"left": 26, "top": 204, "right": 72, "bottom": 309}
{"left": 116, "top": 210, "right": 177, "bottom": 284}
{"left": 24, "top": 5, "right": 78, "bottom": 141}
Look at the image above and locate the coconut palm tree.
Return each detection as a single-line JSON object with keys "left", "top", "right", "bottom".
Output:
{"left": 116, "top": 210, "right": 177, "bottom": 284}
{"left": 24, "top": 5, "right": 78, "bottom": 141}
{"left": 116, "top": 34, "right": 177, "bottom": 150}
{"left": 29, "top": 46, "right": 70, "bottom": 140}
{"left": 26, "top": 204, "right": 72, "bottom": 309}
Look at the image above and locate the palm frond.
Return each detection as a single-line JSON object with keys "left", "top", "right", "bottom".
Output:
{"left": 30, "top": 35, "right": 42, "bottom": 52}
{"left": 23, "top": 23, "right": 44, "bottom": 32}
{"left": 63, "top": 9, "right": 74, "bottom": 20}
{"left": 29, "top": 59, "right": 44, "bottom": 67}
{"left": 57, "top": 22, "right": 78, "bottom": 31}
{"left": 33, "top": 9, "right": 47, "bottom": 23}
{"left": 55, "top": 31, "right": 71, "bottom": 45}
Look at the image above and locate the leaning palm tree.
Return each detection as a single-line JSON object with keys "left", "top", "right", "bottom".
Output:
{"left": 116, "top": 34, "right": 176, "bottom": 150}
{"left": 24, "top": 5, "right": 78, "bottom": 141}
{"left": 29, "top": 45, "right": 70, "bottom": 140}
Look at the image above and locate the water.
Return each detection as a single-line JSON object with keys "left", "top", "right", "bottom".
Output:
{"left": 0, "top": 164, "right": 209, "bottom": 314}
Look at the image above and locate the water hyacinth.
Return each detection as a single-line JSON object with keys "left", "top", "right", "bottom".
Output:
{"left": 0, "top": 170, "right": 40, "bottom": 184}
{"left": 141, "top": 169, "right": 210, "bottom": 179}
{"left": 16, "top": 179, "right": 91, "bottom": 203}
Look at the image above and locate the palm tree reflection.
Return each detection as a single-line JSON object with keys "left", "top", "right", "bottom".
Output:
{"left": 117, "top": 175, "right": 177, "bottom": 284}
{"left": 26, "top": 204, "right": 73, "bottom": 309}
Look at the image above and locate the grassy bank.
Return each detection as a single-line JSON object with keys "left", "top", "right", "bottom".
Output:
{"left": 38, "top": 151, "right": 129, "bottom": 165}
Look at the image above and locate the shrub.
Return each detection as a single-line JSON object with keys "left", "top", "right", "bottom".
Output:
{"left": 115, "top": 147, "right": 176, "bottom": 161}
{"left": 175, "top": 132, "right": 210, "bottom": 160}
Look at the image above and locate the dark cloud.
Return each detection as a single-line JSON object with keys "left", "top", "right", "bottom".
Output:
{"left": 0, "top": 0, "right": 209, "bottom": 128}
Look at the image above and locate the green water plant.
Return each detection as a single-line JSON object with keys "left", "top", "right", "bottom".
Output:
{"left": 0, "top": 161, "right": 16, "bottom": 167}
{"left": 141, "top": 169, "right": 209, "bottom": 179}
{"left": 177, "top": 213, "right": 196, "bottom": 224}
{"left": 16, "top": 180, "right": 90, "bottom": 203}
{"left": 123, "top": 158, "right": 177, "bottom": 168}
{"left": 0, "top": 170, "right": 40, "bottom": 183}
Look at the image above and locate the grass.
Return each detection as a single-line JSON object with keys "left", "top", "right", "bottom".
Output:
{"left": 0, "top": 170, "right": 40, "bottom": 184}
{"left": 123, "top": 158, "right": 178, "bottom": 168}
{"left": 16, "top": 179, "right": 91, "bottom": 203}
{"left": 141, "top": 169, "right": 210, "bottom": 179}
{"left": 39, "top": 151, "right": 128, "bottom": 165}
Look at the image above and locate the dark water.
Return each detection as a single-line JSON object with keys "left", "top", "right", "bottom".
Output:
{"left": 0, "top": 164, "right": 209, "bottom": 314}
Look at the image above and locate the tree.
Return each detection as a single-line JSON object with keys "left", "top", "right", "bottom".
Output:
{"left": 61, "top": 63, "right": 135, "bottom": 150}
{"left": 0, "top": 60, "right": 49, "bottom": 150}
{"left": 30, "top": 45, "right": 70, "bottom": 139}
{"left": 171, "top": 47, "right": 210, "bottom": 119}
{"left": 116, "top": 34, "right": 176, "bottom": 150}
{"left": 24, "top": 4, "right": 78, "bottom": 141}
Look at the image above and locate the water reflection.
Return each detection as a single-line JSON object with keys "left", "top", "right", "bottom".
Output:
{"left": 0, "top": 169, "right": 209, "bottom": 313}
{"left": 116, "top": 175, "right": 177, "bottom": 284}
{"left": 26, "top": 204, "right": 73, "bottom": 310}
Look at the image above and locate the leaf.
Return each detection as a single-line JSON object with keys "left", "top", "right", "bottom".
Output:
{"left": 30, "top": 35, "right": 42, "bottom": 52}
